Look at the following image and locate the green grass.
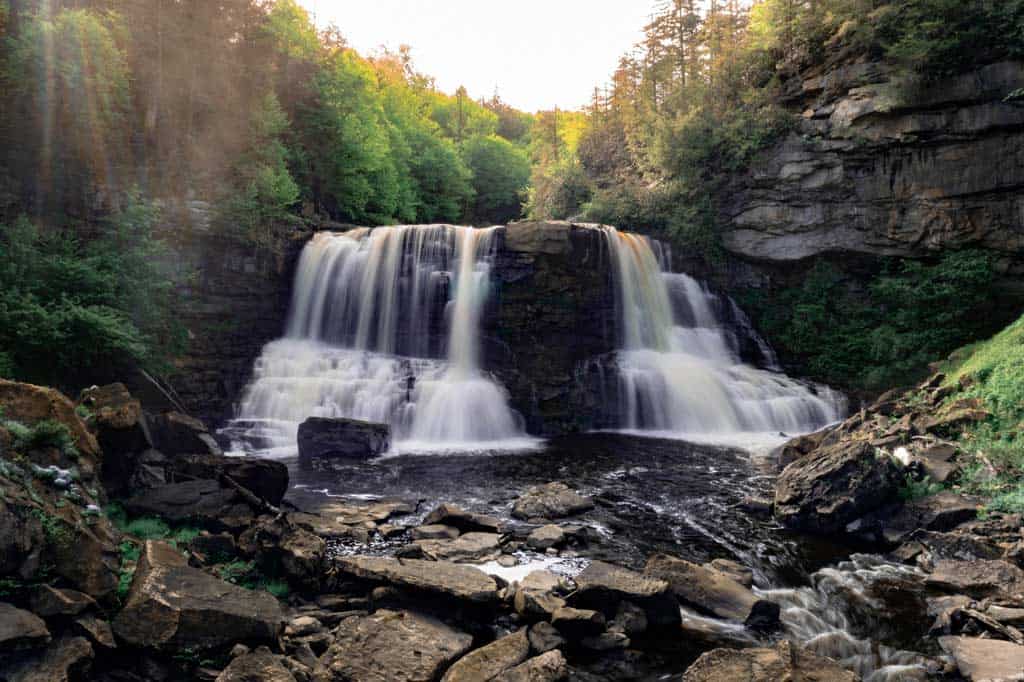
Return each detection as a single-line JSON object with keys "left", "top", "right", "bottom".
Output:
{"left": 2, "top": 418, "right": 79, "bottom": 459}
{"left": 940, "top": 315, "right": 1024, "bottom": 513}
{"left": 124, "top": 517, "right": 171, "bottom": 540}
{"left": 899, "top": 474, "right": 944, "bottom": 502}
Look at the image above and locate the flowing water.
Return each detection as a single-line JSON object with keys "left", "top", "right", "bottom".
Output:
{"left": 224, "top": 226, "right": 533, "bottom": 456}
{"left": 600, "top": 227, "right": 845, "bottom": 442}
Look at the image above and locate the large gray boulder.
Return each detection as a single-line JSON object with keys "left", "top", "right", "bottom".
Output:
{"left": 320, "top": 610, "right": 473, "bottom": 682}
{"left": 297, "top": 417, "right": 390, "bottom": 462}
{"left": 113, "top": 541, "right": 284, "bottom": 651}
{"left": 335, "top": 556, "right": 500, "bottom": 605}
{"left": 774, "top": 440, "right": 902, "bottom": 533}
{"left": 569, "top": 560, "right": 680, "bottom": 628}
{"left": 644, "top": 554, "right": 779, "bottom": 630}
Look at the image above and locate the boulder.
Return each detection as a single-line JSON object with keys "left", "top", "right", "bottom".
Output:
{"left": 29, "top": 585, "right": 96, "bottom": 617}
{"left": 335, "top": 556, "right": 500, "bottom": 605}
{"left": 216, "top": 647, "right": 297, "bottom": 682}
{"left": 0, "top": 602, "right": 50, "bottom": 652}
{"left": 79, "top": 383, "right": 151, "bottom": 494}
{"left": 925, "top": 559, "right": 1024, "bottom": 599}
{"left": 938, "top": 636, "right": 1024, "bottom": 681}
{"left": 879, "top": 492, "right": 982, "bottom": 544}
{"left": 682, "top": 640, "right": 857, "bottom": 682}
{"left": 774, "top": 440, "right": 903, "bottom": 533}
{"left": 113, "top": 540, "right": 284, "bottom": 651}
{"left": 571, "top": 560, "right": 680, "bottom": 627}
{"left": 512, "top": 483, "right": 593, "bottom": 520}
{"left": 527, "top": 525, "right": 566, "bottom": 550}
{"left": 72, "top": 615, "right": 116, "bottom": 650}
{"left": 514, "top": 571, "right": 566, "bottom": 619}
{"left": 442, "top": 629, "right": 530, "bottom": 682}
{"left": 492, "top": 650, "right": 568, "bottom": 682}
{"left": 0, "top": 380, "right": 99, "bottom": 464}
{"left": 411, "top": 524, "right": 461, "bottom": 540}
{"left": 124, "top": 479, "right": 238, "bottom": 526}
{"left": 296, "top": 417, "right": 390, "bottom": 463}
{"left": 644, "top": 555, "right": 779, "bottom": 630}
{"left": 707, "top": 559, "right": 754, "bottom": 588}
{"left": 550, "top": 607, "right": 605, "bottom": 639}
{"left": 319, "top": 610, "right": 473, "bottom": 682}
{"left": 171, "top": 453, "right": 289, "bottom": 506}
{"left": 2, "top": 635, "right": 93, "bottom": 682}
{"left": 414, "top": 532, "right": 502, "bottom": 562}
{"left": 527, "top": 622, "right": 565, "bottom": 654}
{"left": 423, "top": 504, "right": 502, "bottom": 533}
{"left": 916, "top": 443, "right": 960, "bottom": 484}
{"left": 146, "top": 410, "right": 221, "bottom": 456}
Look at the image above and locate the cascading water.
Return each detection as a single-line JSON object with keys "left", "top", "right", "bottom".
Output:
{"left": 225, "top": 225, "right": 532, "bottom": 456}
{"left": 601, "top": 227, "right": 844, "bottom": 442}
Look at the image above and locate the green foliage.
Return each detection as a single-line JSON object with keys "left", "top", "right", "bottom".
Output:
{"left": 0, "top": 196, "right": 180, "bottom": 387}
{"left": 262, "top": 579, "right": 291, "bottom": 599}
{"left": 2, "top": 418, "right": 78, "bottom": 458}
{"left": 124, "top": 516, "right": 171, "bottom": 540}
{"left": 744, "top": 251, "right": 998, "bottom": 389}
{"left": 899, "top": 474, "right": 943, "bottom": 502}
{"left": 462, "top": 135, "right": 531, "bottom": 224}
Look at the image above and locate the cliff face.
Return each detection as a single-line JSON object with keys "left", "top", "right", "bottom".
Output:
{"left": 721, "top": 61, "right": 1024, "bottom": 279}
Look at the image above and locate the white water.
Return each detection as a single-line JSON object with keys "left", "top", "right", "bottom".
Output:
{"left": 226, "top": 226, "right": 534, "bottom": 456}
{"left": 601, "top": 227, "right": 844, "bottom": 442}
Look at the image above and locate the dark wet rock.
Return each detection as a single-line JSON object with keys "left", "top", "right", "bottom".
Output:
{"left": 79, "top": 383, "right": 151, "bottom": 495}
{"left": 707, "top": 559, "right": 754, "bottom": 588}
{"left": 216, "top": 647, "right": 297, "bottom": 682}
{"left": 774, "top": 440, "right": 902, "bottom": 534}
{"left": 424, "top": 504, "right": 502, "bottom": 533}
{"left": 581, "top": 631, "right": 629, "bottom": 652}
{"left": 3, "top": 635, "right": 93, "bottom": 682}
{"left": 72, "top": 614, "right": 116, "bottom": 649}
{"left": 189, "top": 532, "right": 238, "bottom": 563}
{"left": 442, "top": 629, "right": 530, "bottom": 682}
{"left": 297, "top": 417, "right": 390, "bottom": 463}
{"left": 930, "top": 605, "right": 1024, "bottom": 644}
{"left": 412, "top": 524, "right": 461, "bottom": 540}
{"left": 29, "top": 585, "right": 96, "bottom": 617}
{"left": 528, "top": 622, "right": 565, "bottom": 654}
{"left": 237, "top": 517, "right": 326, "bottom": 590}
{"left": 147, "top": 410, "right": 221, "bottom": 456}
{"left": 939, "top": 636, "right": 1024, "bottom": 682}
{"left": 645, "top": 554, "right": 779, "bottom": 630}
{"left": 609, "top": 600, "right": 648, "bottom": 637}
{"left": 320, "top": 610, "right": 472, "bottom": 682}
{"left": 492, "top": 650, "right": 568, "bottom": 682}
{"left": 915, "top": 443, "right": 960, "bottom": 484}
{"left": 335, "top": 556, "right": 500, "bottom": 605}
{"left": 774, "top": 429, "right": 829, "bottom": 470}
{"left": 551, "top": 607, "right": 605, "bottom": 639}
{"left": 124, "top": 479, "right": 238, "bottom": 526}
{"left": 171, "top": 453, "right": 289, "bottom": 506}
{"left": 527, "top": 525, "right": 566, "bottom": 550}
{"left": 0, "top": 602, "right": 50, "bottom": 652}
{"left": 926, "top": 559, "right": 1024, "bottom": 599}
{"left": 571, "top": 560, "right": 681, "bottom": 628}
{"left": 909, "top": 530, "right": 1004, "bottom": 567}
{"left": 414, "top": 532, "right": 502, "bottom": 562}
{"left": 113, "top": 540, "right": 284, "bottom": 651}
{"left": 879, "top": 492, "right": 982, "bottom": 544}
{"left": 514, "top": 571, "right": 565, "bottom": 619}
{"left": 682, "top": 640, "right": 857, "bottom": 682}
{"left": 512, "top": 483, "right": 593, "bottom": 520}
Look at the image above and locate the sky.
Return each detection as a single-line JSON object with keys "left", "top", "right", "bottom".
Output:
{"left": 298, "top": 0, "right": 656, "bottom": 113}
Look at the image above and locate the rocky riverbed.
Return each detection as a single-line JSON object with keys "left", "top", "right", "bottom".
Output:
{"left": 1, "top": 378, "right": 1023, "bottom": 681}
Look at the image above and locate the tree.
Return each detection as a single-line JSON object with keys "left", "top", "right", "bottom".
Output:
{"left": 461, "top": 135, "right": 530, "bottom": 224}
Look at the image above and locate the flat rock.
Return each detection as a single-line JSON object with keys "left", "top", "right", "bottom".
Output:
{"left": 424, "top": 504, "right": 503, "bottom": 533}
{"left": 412, "top": 524, "right": 461, "bottom": 540}
{"left": 551, "top": 607, "right": 605, "bottom": 639}
{"left": 335, "top": 556, "right": 499, "bottom": 604}
{"left": 3, "top": 635, "right": 93, "bottom": 682}
{"left": 320, "top": 610, "right": 473, "bottom": 682}
{"left": 571, "top": 560, "right": 681, "bottom": 627}
{"left": 774, "top": 440, "right": 903, "bottom": 534}
{"left": 492, "top": 650, "right": 568, "bottom": 682}
{"left": 414, "top": 532, "right": 503, "bottom": 562}
{"left": 512, "top": 483, "right": 593, "bottom": 520}
{"left": 0, "top": 602, "right": 50, "bottom": 652}
{"left": 73, "top": 615, "right": 116, "bottom": 649}
{"left": 882, "top": 492, "right": 982, "bottom": 543}
{"left": 527, "top": 622, "right": 565, "bottom": 654}
{"left": 216, "top": 647, "right": 297, "bottom": 682}
{"left": 30, "top": 585, "right": 97, "bottom": 617}
{"left": 707, "top": 559, "right": 754, "bottom": 588}
{"left": 645, "top": 555, "right": 779, "bottom": 630}
{"left": 113, "top": 540, "right": 284, "bottom": 651}
{"left": 527, "top": 525, "right": 566, "bottom": 550}
{"left": 442, "top": 629, "right": 530, "bottom": 682}
{"left": 939, "top": 636, "right": 1024, "bottom": 681}
{"left": 124, "top": 479, "right": 237, "bottom": 525}
{"left": 926, "top": 559, "right": 1024, "bottom": 599}
{"left": 514, "top": 571, "right": 565, "bottom": 618}
{"left": 683, "top": 640, "right": 857, "bottom": 682}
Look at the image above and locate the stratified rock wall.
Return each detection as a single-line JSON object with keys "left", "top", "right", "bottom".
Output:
{"left": 722, "top": 61, "right": 1024, "bottom": 277}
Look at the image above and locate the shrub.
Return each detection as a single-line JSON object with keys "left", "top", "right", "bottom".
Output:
{"left": 124, "top": 517, "right": 171, "bottom": 540}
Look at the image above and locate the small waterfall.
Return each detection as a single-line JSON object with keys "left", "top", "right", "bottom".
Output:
{"left": 601, "top": 226, "right": 844, "bottom": 440}
{"left": 226, "top": 226, "right": 531, "bottom": 456}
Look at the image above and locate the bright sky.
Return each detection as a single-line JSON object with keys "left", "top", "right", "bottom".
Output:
{"left": 299, "top": 0, "right": 656, "bottom": 112}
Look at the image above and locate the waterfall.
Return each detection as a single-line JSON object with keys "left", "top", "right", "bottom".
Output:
{"left": 226, "top": 226, "right": 531, "bottom": 456}
{"left": 601, "top": 226, "right": 844, "bottom": 441}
